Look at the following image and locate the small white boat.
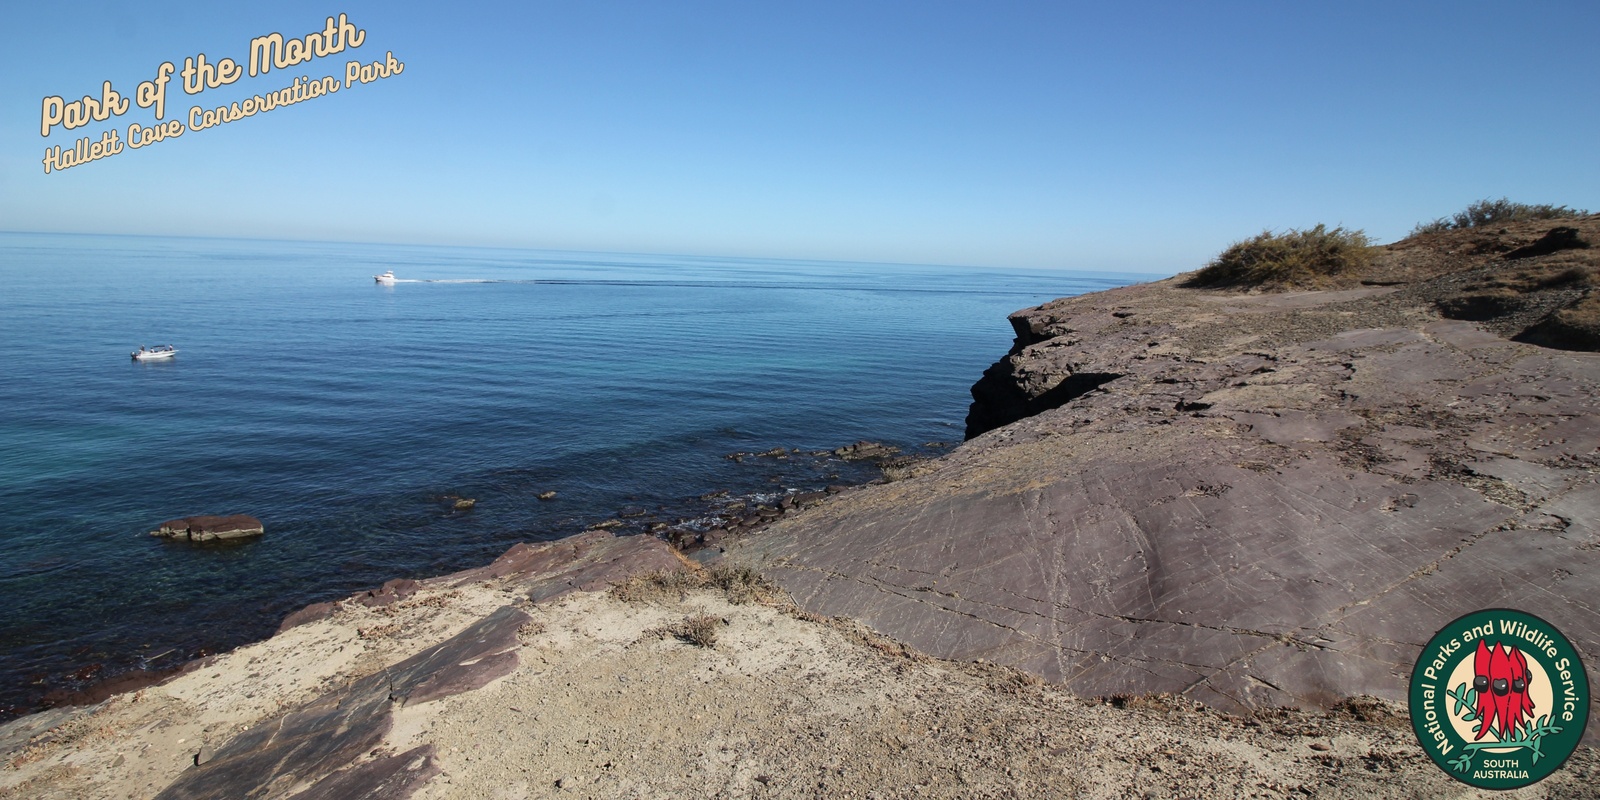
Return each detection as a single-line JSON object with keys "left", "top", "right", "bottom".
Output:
{"left": 132, "top": 344, "right": 178, "bottom": 361}
{"left": 374, "top": 270, "right": 396, "bottom": 284}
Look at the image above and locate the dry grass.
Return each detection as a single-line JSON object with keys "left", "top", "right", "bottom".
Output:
{"left": 704, "top": 564, "right": 784, "bottom": 605}
{"left": 648, "top": 614, "right": 723, "bottom": 648}
{"left": 1183, "top": 225, "right": 1377, "bottom": 290}
{"left": 610, "top": 564, "right": 785, "bottom": 606}
{"left": 515, "top": 619, "right": 546, "bottom": 644}
{"left": 1412, "top": 198, "right": 1590, "bottom": 235}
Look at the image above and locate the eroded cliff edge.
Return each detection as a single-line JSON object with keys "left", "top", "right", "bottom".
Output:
{"left": 726, "top": 216, "right": 1600, "bottom": 731}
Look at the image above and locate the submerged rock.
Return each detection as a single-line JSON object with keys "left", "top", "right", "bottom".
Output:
{"left": 833, "top": 441, "right": 900, "bottom": 461}
{"left": 150, "top": 515, "right": 264, "bottom": 542}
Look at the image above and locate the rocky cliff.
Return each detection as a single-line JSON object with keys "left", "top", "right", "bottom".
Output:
{"left": 727, "top": 216, "right": 1600, "bottom": 735}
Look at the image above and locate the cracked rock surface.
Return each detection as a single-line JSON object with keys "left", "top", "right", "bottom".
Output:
{"left": 727, "top": 220, "right": 1600, "bottom": 743}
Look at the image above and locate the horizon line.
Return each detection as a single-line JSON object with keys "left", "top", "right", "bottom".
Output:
{"left": 0, "top": 228, "right": 1181, "bottom": 277}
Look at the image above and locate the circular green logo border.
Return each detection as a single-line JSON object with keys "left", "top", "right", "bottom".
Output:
{"left": 1409, "top": 608, "right": 1590, "bottom": 789}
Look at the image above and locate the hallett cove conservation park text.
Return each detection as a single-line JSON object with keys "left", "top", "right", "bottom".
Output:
{"left": 37, "top": 13, "right": 402, "bottom": 174}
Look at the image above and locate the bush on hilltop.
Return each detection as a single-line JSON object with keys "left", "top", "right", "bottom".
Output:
{"left": 1184, "top": 224, "right": 1376, "bottom": 290}
{"left": 1412, "top": 198, "right": 1590, "bottom": 236}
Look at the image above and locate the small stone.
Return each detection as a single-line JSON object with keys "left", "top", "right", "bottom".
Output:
{"left": 1308, "top": 742, "right": 1331, "bottom": 751}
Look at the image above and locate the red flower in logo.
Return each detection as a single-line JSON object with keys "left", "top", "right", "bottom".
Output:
{"left": 1473, "top": 640, "right": 1535, "bottom": 740}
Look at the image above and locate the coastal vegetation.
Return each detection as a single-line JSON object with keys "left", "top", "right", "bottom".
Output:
{"left": 651, "top": 613, "right": 723, "bottom": 648}
{"left": 1183, "top": 224, "right": 1376, "bottom": 290}
{"left": 611, "top": 563, "right": 783, "bottom": 605}
{"left": 1411, "top": 197, "right": 1591, "bottom": 235}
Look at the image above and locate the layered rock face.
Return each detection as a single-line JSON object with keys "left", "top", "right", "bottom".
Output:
{"left": 728, "top": 218, "right": 1600, "bottom": 733}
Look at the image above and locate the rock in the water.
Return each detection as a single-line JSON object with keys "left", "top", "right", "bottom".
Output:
{"left": 150, "top": 515, "right": 264, "bottom": 542}
{"left": 355, "top": 578, "right": 422, "bottom": 608}
{"left": 453, "top": 498, "right": 476, "bottom": 510}
{"left": 832, "top": 441, "right": 900, "bottom": 461}
{"left": 792, "top": 491, "right": 827, "bottom": 507}
{"left": 537, "top": 491, "right": 558, "bottom": 501}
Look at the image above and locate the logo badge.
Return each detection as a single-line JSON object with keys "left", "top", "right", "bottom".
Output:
{"left": 1410, "top": 609, "right": 1590, "bottom": 789}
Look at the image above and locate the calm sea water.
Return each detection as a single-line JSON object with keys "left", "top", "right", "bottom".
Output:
{"left": 0, "top": 232, "right": 1141, "bottom": 715}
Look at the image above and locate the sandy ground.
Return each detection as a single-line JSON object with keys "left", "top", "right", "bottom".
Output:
{"left": 2, "top": 576, "right": 1595, "bottom": 800}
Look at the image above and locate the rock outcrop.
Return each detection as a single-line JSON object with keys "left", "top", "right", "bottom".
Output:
{"left": 150, "top": 515, "right": 264, "bottom": 542}
{"left": 727, "top": 217, "right": 1600, "bottom": 738}
{"left": 154, "top": 607, "right": 521, "bottom": 799}
{"left": 150, "top": 530, "right": 684, "bottom": 799}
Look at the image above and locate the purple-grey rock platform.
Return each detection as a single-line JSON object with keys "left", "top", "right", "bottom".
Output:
{"left": 725, "top": 226, "right": 1600, "bottom": 743}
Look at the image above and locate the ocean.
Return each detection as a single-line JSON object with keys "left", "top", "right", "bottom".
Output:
{"left": 0, "top": 232, "right": 1143, "bottom": 716}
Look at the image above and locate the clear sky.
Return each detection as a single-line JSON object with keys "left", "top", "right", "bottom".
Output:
{"left": 3, "top": 1, "right": 1596, "bottom": 273}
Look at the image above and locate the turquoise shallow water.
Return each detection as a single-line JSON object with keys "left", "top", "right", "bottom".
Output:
{"left": 0, "top": 232, "right": 1142, "bottom": 715}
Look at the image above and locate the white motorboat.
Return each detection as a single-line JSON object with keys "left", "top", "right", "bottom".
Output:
{"left": 132, "top": 344, "right": 177, "bottom": 361}
{"left": 374, "top": 270, "right": 396, "bottom": 284}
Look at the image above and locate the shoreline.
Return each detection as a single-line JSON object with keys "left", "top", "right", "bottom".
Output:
{"left": 3, "top": 441, "right": 932, "bottom": 725}
{"left": 1, "top": 235, "right": 1072, "bottom": 729}
{"left": 14, "top": 529, "right": 1587, "bottom": 799}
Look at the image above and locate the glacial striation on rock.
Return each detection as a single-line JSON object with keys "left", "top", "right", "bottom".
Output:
{"left": 726, "top": 215, "right": 1600, "bottom": 741}
{"left": 150, "top": 514, "right": 264, "bottom": 542}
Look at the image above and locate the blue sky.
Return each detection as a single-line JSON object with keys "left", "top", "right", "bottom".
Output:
{"left": 3, "top": 1, "right": 1596, "bottom": 273}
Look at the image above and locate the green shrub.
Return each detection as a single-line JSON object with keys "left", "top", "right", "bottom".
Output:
{"left": 1412, "top": 198, "right": 1590, "bottom": 235}
{"left": 1185, "top": 224, "right": 1376, "bottom": 289}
